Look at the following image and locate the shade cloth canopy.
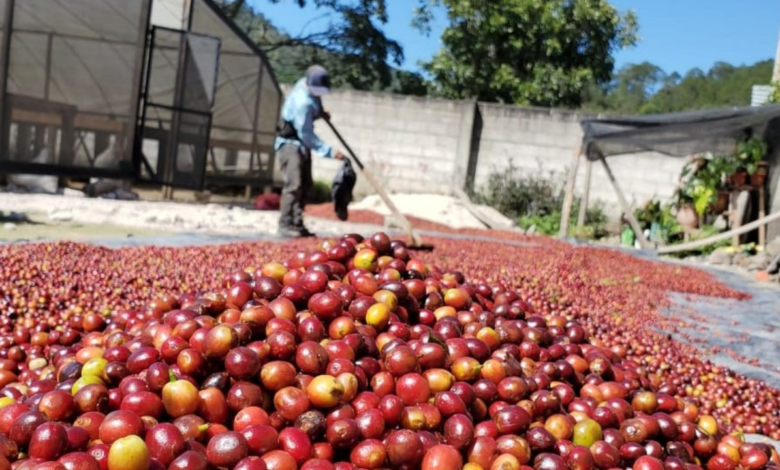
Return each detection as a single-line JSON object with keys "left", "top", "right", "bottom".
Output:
{"left": 580, "top": 104, "right": 780, "bottom": 160}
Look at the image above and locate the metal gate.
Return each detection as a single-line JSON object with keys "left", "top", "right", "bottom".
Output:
{"left": 136, "top": 26, "right": 221, "bottom": 190}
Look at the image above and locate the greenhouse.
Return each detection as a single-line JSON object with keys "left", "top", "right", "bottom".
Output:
{"left": 0, "top": 0, "right": 283, "bottom": 190}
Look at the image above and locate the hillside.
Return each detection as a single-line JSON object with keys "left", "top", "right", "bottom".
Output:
{"left": 582, "top": 60, "right": 773, "bottom": 115}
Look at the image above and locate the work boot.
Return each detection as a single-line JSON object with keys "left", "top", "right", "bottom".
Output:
{"left": 299, "top": 227, "right": 317, "bottom": 238}
{"left": 277, "top": 225, "right": 316, "bottom": 238}
{"left": 277, "top": 226, "right": 305, "bottom": 238}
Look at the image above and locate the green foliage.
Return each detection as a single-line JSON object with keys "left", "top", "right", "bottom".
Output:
{"left": 519, "top": 213, "right": 562, "bottom": 236}
{"left": 307, "top": 180, "right": 332, "bottom": 204}
{"left": 694, "top": 226, "right": 733, "bottom": 256}
{"left": 583, "top": 60, "right": 774, "bottom": 114}
{"left": 417, "top": 0, "right": 638, "bottom": 107}
{"left": 666, "top": 224, "right": 732, "bottom": 258}
{"left": 581, "top": 62, "right": 665, "bottom": 114}
{"left": 217, "top": 0, "right": 428, "bottom": 92}
{"left": 473, "top": 162, "right": 607, "bottom": 238}
{"left": 635, "top": 200, "right": 662, "bottom": 229}
{"left": 517, "top": 200, "right": 608, "bottom": 239}
{"left": 634, "top": 200, "right": 681, "bottom": 244}
{"left": 678, "top": 159, "right": 715, "bottom": 216}
{"left": 472, "top": 162, "right": 560, "bottom": 221}
{"left": 769, "top": 81, "right": 780, "bottom": 104}
{"left": 736, "top": 136, "right": 767, "bottom": 174}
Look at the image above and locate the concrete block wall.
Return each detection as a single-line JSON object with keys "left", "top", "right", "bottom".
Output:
{"left": 291, "top": 88, "right": 475, "bottom": 198}
{"left": 474, "top": 104, "right": 587, "bottom": 189}
{"left": 473, "top": 103, "right": 684, "bottom": 218}
{"left": 583, "top": 153, "right": 686, "bottom": 215}
{"left": 280, "top": 86, "right": 686, "bottom": 219}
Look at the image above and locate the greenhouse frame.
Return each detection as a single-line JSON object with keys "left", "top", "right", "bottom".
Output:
{"left": 0, "top": 0, "right": 283, "bottom": 190}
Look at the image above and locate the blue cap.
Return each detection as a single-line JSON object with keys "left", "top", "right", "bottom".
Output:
{"left": 306, "top": 65, "right": 331, "bottom": 97}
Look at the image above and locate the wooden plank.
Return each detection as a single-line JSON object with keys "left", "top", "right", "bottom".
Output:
{"left": 451, "top": 187, "right": 492, "bottom": 229}
{"left": 74, "top": 115, "right": 124, "bottom": 133}
{"left": 760, "top": 187, "right": 767, "bottom": 247}
{"left": 209, "top": 138, "right": 273, "bottom": 153}
{"left": 10, "top": 109, "right": 125, "bottom": 134}
{"left": 731, "top": 190, "right": 741, "bottom": 247}
{"left": 11, "top": 109, "right": 61, "bottom": 127}
{"left": 559, "top": 150, "right": 581, "bottom": 237}
{"left": 659, "top": 210, "right": 780, "bottom": 254}
{"left": 577, "top": 159, "right": 593, "bottom": 228}
{"left": 599, "top": 156, "right": 651, "bottom": 250}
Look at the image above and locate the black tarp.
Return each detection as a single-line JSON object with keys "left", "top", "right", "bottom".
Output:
{"left": 581, "top": 104, "right": 780, "bottom": 160}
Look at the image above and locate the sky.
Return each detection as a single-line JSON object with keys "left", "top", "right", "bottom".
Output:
{"left": 250, "top": 0, "right": 780, "bottom": 77}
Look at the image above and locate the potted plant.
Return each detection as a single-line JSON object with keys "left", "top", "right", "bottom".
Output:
{"left": 674, "top": 186, "right": 699, "bottom": 234}
{"left": 706, "top": 155, "right": 734, "bottom": 213}
{"left": 657, "top": 203, "right": 680, "bottom": 244}
{"left": 735, "top": 136, "right": 768, "bottom": 187}
{"left": 635, "top": 200, "right": 661, "bottom": 231}
{"left": 729, "top": 166, "right": 748, "bottom": 187}
{"left": 679, "top": 155, "right": 726, "bottom": 216}
{"left": 635, "top": 200, "right": 665, "bottom": 244}
{"left": 750, "top": 161, "right": 769, "bottom": 187}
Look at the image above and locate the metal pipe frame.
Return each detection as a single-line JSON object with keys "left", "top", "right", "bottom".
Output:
{"left": 0, "top": 0, "right": 15, "bottom": 164}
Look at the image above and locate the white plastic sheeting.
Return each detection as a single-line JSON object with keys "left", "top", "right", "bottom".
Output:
{"left": 151, "top": 0, "right": 282, "bottom": 151}
{"left": 0, "top": 0, "right": 282, "bottom": 185}
{"left": 149, "top": 0, "right": 282, "bottom": 182}
{"left": 7, "top": 0, "right": 146, "bottom": 116}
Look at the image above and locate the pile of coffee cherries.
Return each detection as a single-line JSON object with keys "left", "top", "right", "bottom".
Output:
{"left": 0, "top": 232, "right": 775, "bottom": 470}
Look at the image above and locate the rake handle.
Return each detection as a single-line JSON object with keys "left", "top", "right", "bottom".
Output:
{"left": 324, "top": 118, "right": 423, "bottom": 246}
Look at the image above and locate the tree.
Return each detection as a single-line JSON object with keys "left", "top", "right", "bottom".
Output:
{"left": 613, "top": 62, "right": 666, "bottom": 113}
{"left": 581, "top": 59, "right": 774, "bottom": 115}
{"left": 215, "top": 0, "right": 426, "bottom": 91}
{"left": 416, "top": 0, "right": 638, "bottom": 107}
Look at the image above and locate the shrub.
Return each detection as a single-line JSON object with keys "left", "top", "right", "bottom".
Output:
{"left": 307, "top": 180, "right": 332, "bottom": 204}
{"left": 472, "top": 161, "right": 560, "bottom": 221}
{"left": 473, "top": 162, "right": 607, "bottom": 238}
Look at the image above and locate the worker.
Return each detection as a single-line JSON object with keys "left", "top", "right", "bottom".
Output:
{"left": 275, "top": 65, "right": 345, "bottom": 238}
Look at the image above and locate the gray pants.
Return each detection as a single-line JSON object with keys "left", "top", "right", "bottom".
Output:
{"left": 278, "top": 144, "right": 312, "bottom": 229}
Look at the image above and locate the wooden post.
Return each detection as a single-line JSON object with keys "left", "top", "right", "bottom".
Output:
{"left": 33, "top": 125, "right": 44, "bottom": 156}
{"left": 17, "top": 124, "right": 30, "bottom": 160}
{"left": 731, "top": 189, "right": 741, "bottom": 247}
{"left": 599, "top": 156, "right": 651, "bottom": 250}
{"left": 774, "top": 16, "right": 780, "bottom": 82}
{"left": 0, "top": 0, "right": 16, "bottom": 161}
{"left": 559, "top": 150, "right": 581, "bottom": 238}
{"left": 759, "top": 186, "right": 767, "bottom": 247}
{"left": 44, "top": 33, "right": 53, "bottom": 101}
{"left": 46, "top": 127, "right": 57, "bottom": 160}
{"left": 577, "top": 159, "right": 593, "bottom": 228}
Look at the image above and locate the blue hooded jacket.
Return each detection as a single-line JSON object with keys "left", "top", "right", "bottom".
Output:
{"left": 274, "top": 78, "right": 334, "bottom": 158}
